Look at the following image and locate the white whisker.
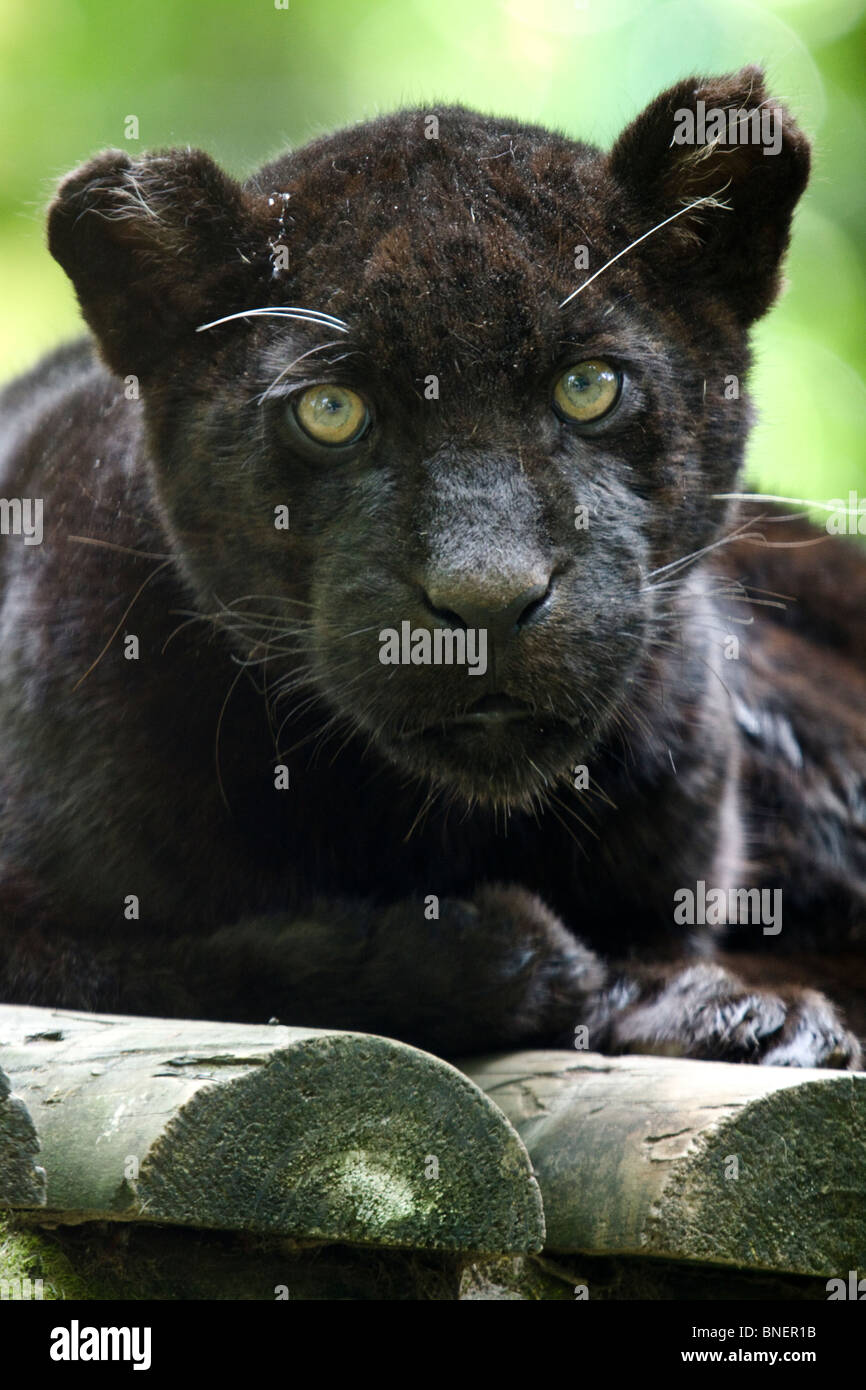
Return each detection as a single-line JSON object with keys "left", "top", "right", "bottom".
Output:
{"left": 255, "top": 340, "right": 347, "bottom": 403}
{"left": 714, "top": 491, "right": 863, "bottom": 514}
{"left": 558, "top": 190, "right": 730, "bottom": 309}
{"left": 645, "top": 514, "right": 762, "bottom": 584}
{"left": 196, "top": 306, "right": 349, "bottom": 334}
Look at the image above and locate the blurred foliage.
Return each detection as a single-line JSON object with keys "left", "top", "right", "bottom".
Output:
{"left": 1, "top": 0, "right": 864, "bottom": 499}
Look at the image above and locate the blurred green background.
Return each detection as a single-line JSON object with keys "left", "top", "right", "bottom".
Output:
{"left": 1, "top": 0, "right": 864, "bottom": 501}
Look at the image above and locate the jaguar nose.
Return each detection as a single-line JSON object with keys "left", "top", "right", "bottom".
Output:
{"left": 419, "top": 572, "right": 554, "bottom": 648}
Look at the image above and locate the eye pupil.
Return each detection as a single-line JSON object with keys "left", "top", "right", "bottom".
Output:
{"left": 293, "top": 384, "right": 370, "bottom": 447}
{"left": 554, "top": 359, "right": 620, "bottom": 423}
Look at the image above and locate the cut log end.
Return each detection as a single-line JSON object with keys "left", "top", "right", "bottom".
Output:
{"left": 0, "top": 1007, "right": 543, "bottom": 1255}
{"left": 463, "top": 1051, "right": 866, "bottom": 1278}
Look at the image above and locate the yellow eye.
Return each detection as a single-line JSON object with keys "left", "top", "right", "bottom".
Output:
{"left": 553, "top": 360, "right": 621, "bottom": 423}
{"left": 293, "top": 385, "right": 370, "bottom": 446}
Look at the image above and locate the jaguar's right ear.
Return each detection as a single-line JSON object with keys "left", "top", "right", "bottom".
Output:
{"left": 48, "top": 148, "right": 274, "bottom": 380}
{"left": 607, "top": 67, "right": 810, "bottom": 324}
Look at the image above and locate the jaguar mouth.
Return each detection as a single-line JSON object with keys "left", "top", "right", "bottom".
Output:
{"left": 442, "top": 694, "right": 534, "bottom": 727}
{"left": 381, "top": 691, "right": 584, "bottom": 807}
{"left": 404, "top": 694, "right": 573, "bottom": 738}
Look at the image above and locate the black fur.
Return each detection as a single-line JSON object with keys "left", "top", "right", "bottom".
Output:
{"left": 1, "top": 68, "right": 864, "bottom": 1066}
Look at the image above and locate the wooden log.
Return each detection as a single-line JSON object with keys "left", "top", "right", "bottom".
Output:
{"left": 0, "top": 1006, "right": 543, "bottom": 1255}
{"left": 463, "top": 1050, "right": 866, "bottom": 1278}
{"left": 0, "top": 1066, "right": 45, "bottom": 1208}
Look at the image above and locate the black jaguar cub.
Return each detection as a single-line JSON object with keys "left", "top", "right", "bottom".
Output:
{"left": 2, "top": 68, "right": 865, "bottom": 1065}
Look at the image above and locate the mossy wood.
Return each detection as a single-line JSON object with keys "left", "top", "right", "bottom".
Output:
{"left": 0, "top": 1005, "right": 543, "bottom": 1254}
{"left": 464, "top": 1050, "right": 866, "bottom": 1278}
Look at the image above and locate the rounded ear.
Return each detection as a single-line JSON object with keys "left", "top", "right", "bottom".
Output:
{"left": 607, "top": 66, "right": 810, "bottom": 324}
{"left": 47, "top": 148, "right": 272, "bottom": 378}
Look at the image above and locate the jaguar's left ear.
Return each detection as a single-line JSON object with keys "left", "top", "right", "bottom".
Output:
{"left": 607, "top": 66, "right": 810, "bottom": 324}
{"left": 48, "top": 148, "right": 274, "bottom": 381}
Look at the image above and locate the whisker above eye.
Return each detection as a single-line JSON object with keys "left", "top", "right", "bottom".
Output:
{"left": 196, "top": 306, "right": 350, "bottom": 334}
{"left": 558, "top": 190, "right": 730, "bottom": 310}
{"left": 255, "top": 341, "right": 348, "bottom": 404}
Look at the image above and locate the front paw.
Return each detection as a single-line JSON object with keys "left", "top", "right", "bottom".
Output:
{"left": 592, "top": 962, "right": 862, "bottom": 1069}
{"left": 388, "top": 884, "right": 605, "bottom": 1054}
